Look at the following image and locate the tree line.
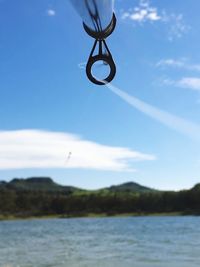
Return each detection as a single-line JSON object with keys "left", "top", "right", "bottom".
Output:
{"left": 0, "top": 185, "right": 200, "bottom": 218}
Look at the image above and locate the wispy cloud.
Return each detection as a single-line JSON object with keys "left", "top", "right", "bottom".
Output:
{"left": 157, "top": 59, "right": 200, "bottom": 72}
{"left": 176, "top": 77, "right": 200, "bottom": 91}
{"left": 106, "top": 83, "right": 200, "bottom": 141}
{"left": 121, "top": 0, "right": 189, "bottom": 40}
{"left": 121, "top": 0, "right": 161, "bottom": 23}
{"left": 157, "top": 59, "right": 200, "bottom": 93}
{"left": 162, "top": 13, "right": 189, "bottom": 41}
{"left": 47, "top": 9, "right": 56, "bottom": 17}
{"left": 162, "top": 77, "right": 200, "bottom": 92}
{"left": 0, "top": 130, "right": 155, "bottom": 171}
{"left": 78, "top": 62, "right": 87, "bottom": 70}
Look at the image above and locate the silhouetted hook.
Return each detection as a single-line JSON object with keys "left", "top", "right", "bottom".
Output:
{"left": 86, "top": 40, "right": 116, "bottom": 85}
{"left": 83, "top": 13, "right": 117, "bottom": 85}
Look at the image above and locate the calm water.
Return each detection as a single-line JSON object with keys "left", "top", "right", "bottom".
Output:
{"left": 0, "top": 216, "right": 200, "bottom": 267}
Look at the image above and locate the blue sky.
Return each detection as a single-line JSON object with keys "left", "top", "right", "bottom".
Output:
{"left": 0, "top": 0, "right": 200, "bottom": 190}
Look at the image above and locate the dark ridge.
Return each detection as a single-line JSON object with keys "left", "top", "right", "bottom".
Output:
{"left": 191, "top": 183, "right": 200, "bottom": 191}
{"left": 108, "top": 181, "right": 155, "bottom": 193}
{"left": 0, "top": 178, "right": 156, "bottom": 193}
{"left": 11, "top": 177, "right": 54, "bottom": 184}
{"left": 1, "top": 177, "right": 79, "bottom": 193}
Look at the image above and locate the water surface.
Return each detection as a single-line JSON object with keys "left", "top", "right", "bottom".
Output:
{"left": 0, "top": 216, "right": 200, "bottom": 267}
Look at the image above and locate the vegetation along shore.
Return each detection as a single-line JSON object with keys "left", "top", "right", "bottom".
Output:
{"left": 0, "top": 177, "right": 200, "bottom": 221}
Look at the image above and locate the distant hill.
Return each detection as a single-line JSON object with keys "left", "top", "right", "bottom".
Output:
{"left": 1, "top": 177, "right": 200, "bottom": 219}
{"left": 191, "top": 183, "right": 200, "bottom": 191}
{"left": 0, "top": 177, "right": 80, "bottom": 193}
{"left": 0, "top": 177, "right": 156, "bottom": 193}
{"left": 107, "top": 181, "right": 155, "bottom": 193}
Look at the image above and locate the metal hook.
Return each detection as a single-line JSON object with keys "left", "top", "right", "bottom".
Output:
{"left": 86, "top": 39, "right": 116, "bottom": 85}
{"left": 83, "top": 13, "right": 117, "bottom": 85}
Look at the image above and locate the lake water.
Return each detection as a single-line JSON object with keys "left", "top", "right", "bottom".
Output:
{"left": 0, "top": 216, "right": 200, "bottom": 267}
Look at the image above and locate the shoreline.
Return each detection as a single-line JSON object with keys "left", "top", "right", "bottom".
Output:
{"left": 0, "top": 212, "right": 193, "bottom": 221}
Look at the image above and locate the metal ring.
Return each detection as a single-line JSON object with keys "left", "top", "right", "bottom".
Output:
{"left": 83, "top": 13, "right": 117, "bottom": 40}
{"left": 86, "top": 55, "right": 116, "bottom": 85}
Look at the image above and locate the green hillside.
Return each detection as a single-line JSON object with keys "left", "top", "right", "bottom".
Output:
{"left": 0, "top": 177, "right": 81, "bottom": 193}
{"left": 0, "top": 177, "right": 155, "bottom": 194}
{"left": 1, "top": 177, "right": 200, "bottom": 220}
{"left": 107, "top": 181, "right": 155, "bottom": 193}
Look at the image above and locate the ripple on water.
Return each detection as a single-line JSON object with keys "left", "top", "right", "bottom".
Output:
{"left": 0, "top": 216, "right": 200, "bottom": 267}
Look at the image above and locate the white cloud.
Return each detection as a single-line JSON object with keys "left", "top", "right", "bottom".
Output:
{"left": 157, "top": 59, "right": 200, "bottom": 93}
{"left": 162, "top": 13, "right": 189, "bottom": 41}
{"left": 157, "top": 59, "right": 200, "bottom": 72}
{"left": 177, "top": 77, "right": 200, "bottom": 91}
{"left": 121, "top": 0, "right": 189, "bottom": 40}
{"left": 161, "top": 77, "right": 200, "bottom": 92}
{"left": 121, "top": 0, "right": 161, "bottom": 23}
{"left": 78, "top": 62, "right": 87, "bottom": 70}
{"left": 47, "top": 9, "right": 56, "bottom": 16}
{"left": 160, "top": 78, "right": 176, "bottom": 87}
{"left": 157, "top": 59, "right": 185, "bottom": 68}
{"left": 0, "top": 130, "right": 155, "bottom": 171}
{"left": 147, "top": 11, "right": 161, "bottom": 21}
